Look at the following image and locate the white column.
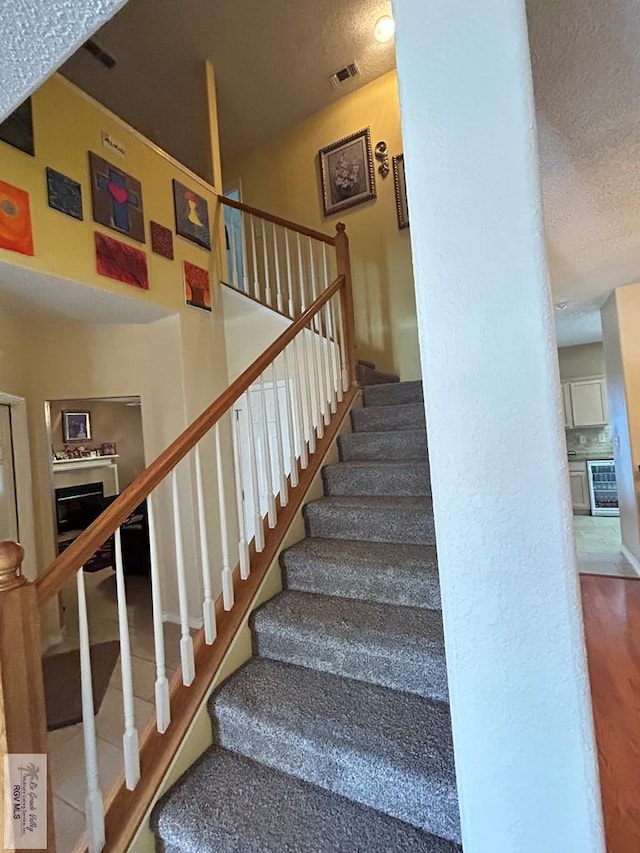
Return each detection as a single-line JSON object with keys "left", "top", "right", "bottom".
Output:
{"left": 393, "top": 2, "right": 604, "bottom": 852}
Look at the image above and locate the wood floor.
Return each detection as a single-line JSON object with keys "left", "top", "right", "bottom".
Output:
{"left": 581, "top": 573, "right": 640, "bottom": 851}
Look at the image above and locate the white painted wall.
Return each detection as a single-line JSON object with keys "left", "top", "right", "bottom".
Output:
{"left": 0, "top": 0, "right": 129, "bottom": 120}
{"left": 393, "top": 0, "right": 604, "bottom": 850}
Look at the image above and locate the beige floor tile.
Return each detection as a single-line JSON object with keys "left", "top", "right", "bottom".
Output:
{"left": 95, "top": 687, "right": 155, "bottom": 748}
{"left": 50, "top": 729, "right": 124, "bottom": 813}
{"left": 53, "top": 796, "right": 86, "bottom": 853}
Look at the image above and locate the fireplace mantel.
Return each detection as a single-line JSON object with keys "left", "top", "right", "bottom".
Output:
{"left": 52, "top": 455, "right": 120, "bottom": 493}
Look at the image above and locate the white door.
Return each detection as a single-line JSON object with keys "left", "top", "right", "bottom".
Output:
{"left": 0, "top": 404, "right": 19, "bottom": 541}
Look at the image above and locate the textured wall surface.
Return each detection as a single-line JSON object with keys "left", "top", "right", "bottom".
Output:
{"left": 0, "top": 0, "right": 128, "bottom": 120}
{"left": 394, "top": 0, "right": 604, "bottom": 850}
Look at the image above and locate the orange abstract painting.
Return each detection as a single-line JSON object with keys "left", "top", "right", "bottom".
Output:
{"left": 0, "top": 180, "right": 34, "bottom": 256}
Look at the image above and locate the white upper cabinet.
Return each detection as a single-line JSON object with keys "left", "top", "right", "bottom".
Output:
{"left": 562, "top": 383, "right": 573, "bottom": 428}
{"left": 567, "top": 377, "right": 608, "bottom": 427}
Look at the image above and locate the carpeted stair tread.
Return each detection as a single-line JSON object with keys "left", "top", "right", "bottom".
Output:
{"left": 251, "top": 590, "right": 447, "bottom": 699}
{"left": 352, "top": 402, "right": 426, "bottom": 433}
{"left": 338, "top": 427, "right": 428, "bottom": 461}
{"left": 363, "top": 380, "right": 424, "bottom": 407}
{"left": 152, "top": 747, "right": 461, "bottom": 853}
{"left": 322, "top": 459, "right": 431, "bottom": 497}
{"left": 281, "top": 537, "right": 441, "bottom": 608}
{"left": 209, "top": 657, "right": 460, "bottom": 842}
{"left": 304, "top": 495, "right": 436, "bottom": 545}
{"left": 357, "top": 362, "right": 401, "bottom": 386}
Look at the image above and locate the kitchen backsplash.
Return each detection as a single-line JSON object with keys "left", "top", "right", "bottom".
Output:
{"left": 565, "top": 425, "right": 613, "bottom": 456}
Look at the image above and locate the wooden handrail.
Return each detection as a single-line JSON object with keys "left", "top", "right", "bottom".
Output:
{"left": 36, "top": 274, "right": 346, "bottom": 605}
{"left": 219, "top": 195, "right": 336, "bottom": 246}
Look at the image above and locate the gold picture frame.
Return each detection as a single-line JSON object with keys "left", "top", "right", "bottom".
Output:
{"left": 393, "top": 154, "right": 409, "bottom": 229}
{"left": 318, "top": 127, "right": 376, "bottom": 217}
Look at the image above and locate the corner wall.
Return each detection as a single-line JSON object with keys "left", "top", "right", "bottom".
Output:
{"left": 226, "top": 70, "right": 420, "bottom": 380}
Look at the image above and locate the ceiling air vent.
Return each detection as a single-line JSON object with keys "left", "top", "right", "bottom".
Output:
{"left": 329, "top": 62, "right": 360, "bottom": 88}
{"left": 82, "top": 39, "right": 117, "bottom": 70}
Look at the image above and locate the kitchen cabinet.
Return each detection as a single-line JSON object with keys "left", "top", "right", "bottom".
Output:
{"left": 569, "top": 461, "right": 590, "bottom": 512}
{"left": 564, "top": 377, "right": 608, "bottom": 428}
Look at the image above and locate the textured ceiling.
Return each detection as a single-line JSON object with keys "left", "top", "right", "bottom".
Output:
{"left": 0, "top": 0, "right": 128, "bottom": 121}
{"left": 554, "top": 307, "right": 603, "bottom": 348}
{"left": 61, "top": 0, "right": 396, "bottom": 179}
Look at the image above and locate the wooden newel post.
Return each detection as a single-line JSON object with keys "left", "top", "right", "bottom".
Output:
{"left": 0, "top": 542, "right": 55, "bottom": 852}
{"left": 334, "top": 223, "right": 357, "bottom": 386}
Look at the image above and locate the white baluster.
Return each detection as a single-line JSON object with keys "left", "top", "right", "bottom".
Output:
{"left": 114, "top": 527, "right": 141, "bottom": 790}
{"left": 228, "top": 212, "right": 239, "bottom": 288}
{"left": 214, "top": 420, "right": 234, "bottom": 610}
{"left": 273, "top": 222, "right": 284, "bottom": 313}
{"left": 257, "top": 371, "right": 277, "bottom": 526}
{"left": 330, "top": 294, "right": 345, "bottom": 403}
{"left": 240, "top": 210, "right": 250, "bottom": 293}
{"left": 297, "top": 234, "right": 319, "bottom": 446}
{"left": 322, "top": 244, "right": 338, "bottom": 414}
{"left": 194, "top": 444, "right": 217, "bottom": 644}
{"left": 334, "top": 285, "right": 349, "bottom": 392}
{"left": 281, "top": 344, "right": 299, "bottom": 486}
{"left": 171, "top": 468, "right": 196, "bottom": 686}
{"left": 309, "top": 238, "right": 329, "bottom": 427}
{"left": 290, "top": 338, "right": 308, "bottom": 469}
{"left": 250, "top": 214, "right": 260, "bottom": 301}
{"left": 232, "top": 408, "right": 251, "bottom": 578}
{"left": 307, "top": 315, "right": 325, "bottom": 441}
{"left": 297, "top": 232, "right": 307, "bottom": 311}
{"left": 76, "top": 567, "right": 106, "bottom": 853}
{"left": 146, "top": 494, "right": 171, "bottom": 732}
{"left": 296, "top": 331, "right": 316, "bottom": 454}
{"left": 285, "top": 229, "right": 295, "bottom": 317}
{"left": 262, "top": 219, "right": 272, "bottom": 307}
{"left": 245, "top": 390, "right": 265, "bottom": 551}
{"left": 270, "top": 361, "right": 288, "bottom": 505}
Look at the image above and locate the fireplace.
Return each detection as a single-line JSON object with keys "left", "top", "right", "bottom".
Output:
{"left": 55, "top": 482, "right": 106, "bottom": 535}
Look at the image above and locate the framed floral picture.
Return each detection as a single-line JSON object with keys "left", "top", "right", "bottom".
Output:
{"left": 318, "top": 127, "right": 376, "bottom": 217}
{"left": 393, "top": 154, "right": 409, "bottom": 229}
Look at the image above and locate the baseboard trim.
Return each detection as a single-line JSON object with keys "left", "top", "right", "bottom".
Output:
{"left": 621, "top": 545, "right": 640, "bottom": 576}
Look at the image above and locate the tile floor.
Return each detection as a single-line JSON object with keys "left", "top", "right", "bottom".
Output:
{"left": 47, "top": 569, "right": 186, "bottom": 852}
{"left": 573, "top": 515, "right": 638, "bottom": 577}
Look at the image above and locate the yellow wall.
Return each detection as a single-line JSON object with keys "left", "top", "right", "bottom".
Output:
{"left": 0, "top": 74, "right": 223, "bottom": 311}
{"left": 226, "top": 71, "right": 420, "bottom": 380}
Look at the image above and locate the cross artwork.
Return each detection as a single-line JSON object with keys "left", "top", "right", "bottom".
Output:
{"left": 89, "top": 152, "right": 145, "bottom": 243}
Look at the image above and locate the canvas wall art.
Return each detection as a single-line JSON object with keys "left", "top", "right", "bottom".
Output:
{"left": 46, "top": 168, "right": 83, "bottom": 220}
{"left": 0, "top": 180, "right": 34, "bottom": 256}
{"left": 0, "top": 98, "right": 34, "bottom": 156}
{"left": 318, "top": 127, "right": 376, "bottom": 217}
{"left": 89, "top": 152, "right": 145, "bottom": 243}
{"left": 150, "top": 221, "right": 174, "bottom": 259}
{"left": 393, "top": 154, "right": 409, "bottom": 229}
{"left": 173, "top": 180, "right": 211, "bottom": 250}
{"left": 95, "top": 232, "right": 149, "bottom": 290}
{"left": 183, "top": 260, "right": 211, "bottom": 311}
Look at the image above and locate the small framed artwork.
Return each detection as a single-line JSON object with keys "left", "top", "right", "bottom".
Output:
{"left": 95, "top": 232, "right": 150, "bottom": 290}
{"left": 183, "top": 260, "right": 212, "bottom": 311}
{"left": 46, "top": 167, "right": 83, "bottom": 220}
{"left": 0, "top": 180, "right": 34, "bottom": 256}
{"left": 0, "top": 98, "right": 34, "bottom": 156}
{"left": 393, "top": 154, "right": 409, "bottom": 229}
{"left": 150, "top": 220, "right": 174, "bottom": 259}
{"left": 318, "top": 127, "right": 376, "bottom": 217}
{"left": 100, "top": 442, "right": 117, "bottom": 456}
{"left": 89, "top": 152, "right": 145, "bottom": 243}
{"left": 63, "top": 411, "right": 91, "bottom": 442}
{"left": 173, "top": 180, "right": 211, "bottom": 250}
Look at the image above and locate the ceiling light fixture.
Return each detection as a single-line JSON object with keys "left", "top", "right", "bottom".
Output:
{"left": 554, "top": 301, "right": 569, "bottom": 311}
{"left": 374, "top": 15, "right": 395, "bottom": 44}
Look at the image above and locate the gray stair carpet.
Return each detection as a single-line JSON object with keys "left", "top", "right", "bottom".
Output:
{"left": 356, "top": 359, "right": 401, "bottom": 386}
{"left": 153, "top": 380, "right": 460, "bottom": 852}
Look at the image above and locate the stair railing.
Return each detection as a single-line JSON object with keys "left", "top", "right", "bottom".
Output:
{"left": 220, "top": 196, "right": 339, "bottom": 319}
{"left": 0, "top": 223, "right": 356, "bottom": 853}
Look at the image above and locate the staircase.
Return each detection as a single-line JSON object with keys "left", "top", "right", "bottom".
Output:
{"left": 152, "top": 378, "right": 461, "bottom": 852}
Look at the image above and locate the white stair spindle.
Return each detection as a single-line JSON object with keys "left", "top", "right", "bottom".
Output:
{"left": 194, "top": 444, "right": 217, "bottom": 644}
{"left": 322, "top": 244, "right": 338, "bottom": 414}
{"left": 170, "top": 468, "right": 196, "bottom": 686}
{"left": 297, "top": 234, "right": 319, "bottom": 444}
{"left": 334, "top": 286, "right": 349, "bottom": 392}
{"left": 285, "top": 229, "right": 295, "bottom": 317}
{"left": 290, "top": 338, "right": 308, "bottom": 468}
{"left": 258, "top": 370, "right": 277, "bottom": 526}
{"left": 296, "top": 331, "right": 316, "bottom": 454}
{"left": 76, "top": 567, "right": 106, "bottom": 853}
{"left": 245, "top": 390, "right": 265, "bottom": 552}
{"left": 146, "top": 494, "right": 171, "bottom": 733}
{"left": 232, "top": 408, "right": 251, "bottom": 578}
{"left": 114, "top": 527, "right": 141, "bottom": 790}
{"left": 330, "top": 294, "right": 345, "bottom": 403}
{"left": 273, "top": 223, "right": 284, "bottom": 313}
{"left": 308, "top": 314, "right": 325, "bottom": 441}
{"left": 297, "top": 232, "right": 307, "bottom": 311}
{"left": 262, "top": 219, "right": 272, "bottom": 306}
{"left": 281, "top": 344, "right": 299, "bottom": 486}
{"left": 241, "top": 210, "right": 250, "bottom": 293}
{"left": 309, "top": 238, "right": 329, "bottom": 426}
{"left": 228, "top": 212, "right": 239, "bottom": 288}
{"left": 215, "top": 420, "right": 234, "bottom": 610}
{"left": 270, "top": 361, "right": 288, "bottom": 505}
{"left": 250, "top": 214, "right": 260, "bottom": 300}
